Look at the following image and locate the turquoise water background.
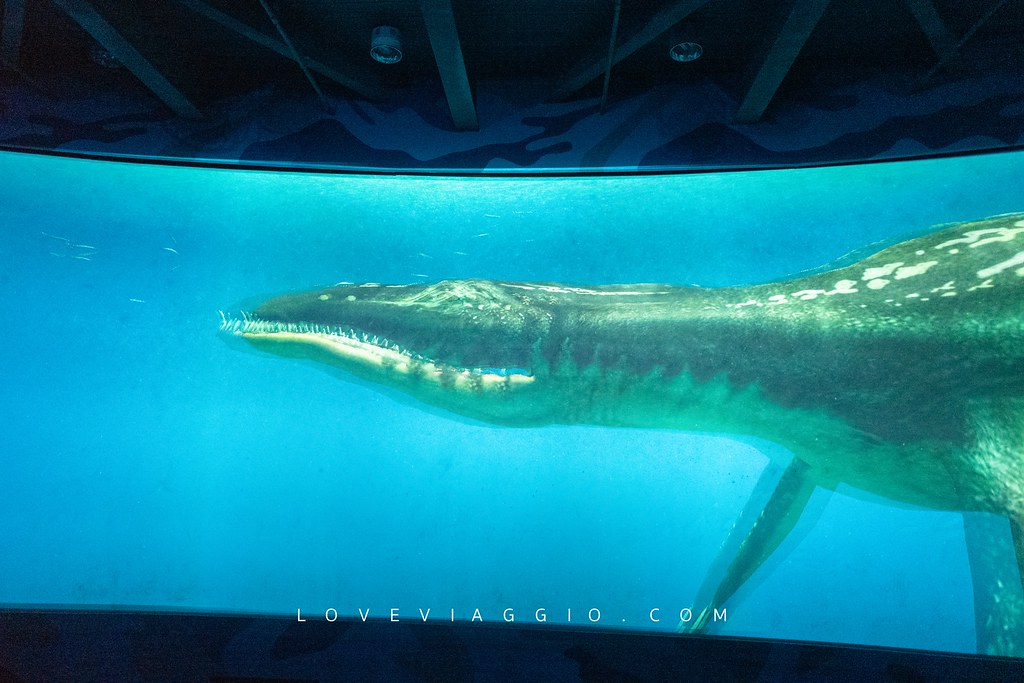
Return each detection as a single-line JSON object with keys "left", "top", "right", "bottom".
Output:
{"left": 1, "top": 149, "right": 1022, "bottom": 654}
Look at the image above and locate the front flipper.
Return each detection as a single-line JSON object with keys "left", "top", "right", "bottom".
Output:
{"left": 680, "top": 457, "right": 819, "bottom": 633}
{"left": 963, "top": 512, "right": 1024, "bottom": 656}
{"left": 960, "top": 397, "right": 1024, "bottom": 655}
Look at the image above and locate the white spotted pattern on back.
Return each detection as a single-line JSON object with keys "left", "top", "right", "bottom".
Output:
{"left": 721, "top": 216, "right": 1024, "bottom": 309}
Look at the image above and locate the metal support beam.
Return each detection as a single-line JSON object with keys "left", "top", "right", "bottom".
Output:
{"left": 550, "top": 0, "right": 712, "bottom": 102}
{"left": 256, "top": 0, "right": 331, "bottom": 113}
{"left": 735, "top": 0, "right": 830, "bottom": 123}
{"left": 917, "top": 0, "right": 1009, "bottom": 89}
{"left": 903, "top": 0, "right": 955, "bottom": 60}
{"left": 179, "top": 0, "right": 378, "bottom": 101}
{"left": 419, "top": 0, "right": 477, "bottom": 131}
{"left": 599, "top": 0, "right": 622, "bottom": 113}
{"left": 52, "top": 0, "right": 202, "bottom": 119}
{"left": 1, "top": 0, "right": 27, "bottom": 66}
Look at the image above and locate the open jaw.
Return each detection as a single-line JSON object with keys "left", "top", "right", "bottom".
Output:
{"left": 218, "top": 311, "right": 535, "bottom": 393}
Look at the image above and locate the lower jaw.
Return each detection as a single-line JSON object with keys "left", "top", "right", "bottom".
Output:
{"left": 237, "top": 330, "right": 535, "bottom": 393}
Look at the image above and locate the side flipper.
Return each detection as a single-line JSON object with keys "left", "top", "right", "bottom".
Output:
{"left": 680, "top": 457, "right": 820, "bottom": 633}
{"left": 961, "top": 397, "right": 1024, "bottom": 655}
{"left": 963, "top": 512, "right": 1024, "bottom": 656}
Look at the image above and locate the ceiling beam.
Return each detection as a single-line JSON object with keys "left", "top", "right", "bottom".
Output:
{"left": 550, "top": 0, "right": 713, "bottom": 102}
{"left": 256, "top": 0, "right": 331, "bottom": 113}
{"left": 51, "top": 0, "right": 202, "bottom": 119}
{"left": 419, "top": 0, "right": 478, "bottom": 131}
{"left": 179, "top": 0, "right": 379, "bottom": 101}
{"left": 1, "top": 0, "right": 27, "bottom": 66}
{"left": 735, "top": 0, "right": 831, "bottom": 123}
{"left": 902, "top": 0, "right": 955, "bottom": 60}
{"left": 599, "top": 0, "right": 623, "bottom": 113}
{"left": 917, "top": 0, "right": 1009, "bottom": 89}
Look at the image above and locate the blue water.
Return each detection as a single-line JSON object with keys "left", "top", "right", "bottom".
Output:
{"left": 1, "top": 149, "right": 1022, "bottom": 654}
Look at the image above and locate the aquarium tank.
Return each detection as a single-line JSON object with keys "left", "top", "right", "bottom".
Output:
{"left": 2, "top": 0, "right": 1024, "bottom": 679}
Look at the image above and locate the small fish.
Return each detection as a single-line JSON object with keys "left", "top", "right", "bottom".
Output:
{"left": 453, "top": 251, "right": 468, "bottom": 256}
{"left": 71, "top": 255, "right": 92, "bottom": 261}
{"left": 41, "top": 232, "right": 70, "bottom": 242}
{"left": 484, "top": 214, "right": 500, "bottom": 218}
{"left": 72, "top": 244, "right": 96, "bottom": 250}
{"left": 416, "top": 252, "right": 433, "bottom": 259}
{"left": 162, "top": 247, "right": 179, "bottom": 255}
{"left": 412, "top": 273, "right": 430, "bottom": 278}
{"left": 49, "top": 252, "right": 65, "bottom": 258}
{"left": 473, "top": 233, "right": 490, "bottom": 238}
{"left": 128, "top": 298, "right": 146, "bottom": 303}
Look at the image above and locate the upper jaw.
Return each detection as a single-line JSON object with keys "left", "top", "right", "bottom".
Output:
{"left": 218, "top": 310, "right": 536, "bottom": 383}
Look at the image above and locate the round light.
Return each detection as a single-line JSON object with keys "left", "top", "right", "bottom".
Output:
{"left": 370, "top": 26, "right": 403, "bottom": 64}
{"left": 669, "top": 42, "right": 703, "bottom": 63}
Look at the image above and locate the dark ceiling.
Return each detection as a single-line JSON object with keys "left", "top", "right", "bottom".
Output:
{"left": 5, "top": 0, "right": 1022, "bottom": 129}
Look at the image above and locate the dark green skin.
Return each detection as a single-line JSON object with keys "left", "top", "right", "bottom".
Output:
{"left": 234, "top": 214, "right": 1024, "bottom": 654}
{"left": 246, "top": 214, "right": 1024, "bottom": 516}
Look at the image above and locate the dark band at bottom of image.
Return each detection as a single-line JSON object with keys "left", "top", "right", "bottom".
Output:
{"left": 1, "top": 607, "right": 1021, "bottom": 681}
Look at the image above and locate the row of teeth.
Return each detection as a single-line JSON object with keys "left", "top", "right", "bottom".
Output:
{"left": 218, "top": 311, "right": 530, "bottom": 378}
{"left": 220, "top": 311, "right": 414, "bottom": 354}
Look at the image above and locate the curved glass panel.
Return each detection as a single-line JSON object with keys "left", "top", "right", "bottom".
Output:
{"left": 2, "top": 147, "right": 1023, "bottom": 663}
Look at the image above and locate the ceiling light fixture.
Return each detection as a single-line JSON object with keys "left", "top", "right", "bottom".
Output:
{"left": 370, "top": 26, "right": 403, "bottom": 64}
{"left": 669, "top": 41, "right": 703, "bottom": 63}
